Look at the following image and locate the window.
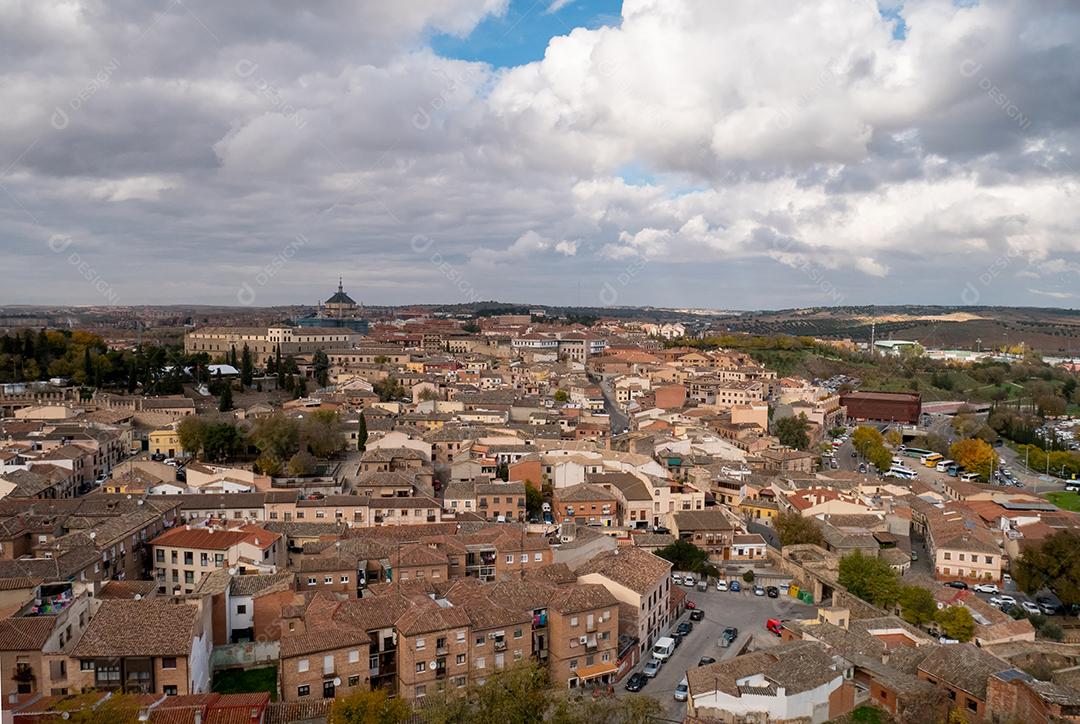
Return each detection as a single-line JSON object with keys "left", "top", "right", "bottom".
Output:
{"left": 966, "top": 699, "right": 978, "bottom": 713}
{"left": 155, "top": 550, "right": 164, "bottom": 563}
{"left": 944, "top": 552, "right": 951, "bottom": 560}
{"left": 415, "top": 685, "right": 426, "bottom": 698}
{"left": 163, "top": 685, "right": 177, "bottom": 696}
{"left": 341, "top": 575, "right": 349, "bottom": 583}
{"left": 514, "top": 628, "right": 523, "bottom": 639}
{"left": 236, "top": 604, "right": 247, "bottom": 614}
{"left": 601, "top": 652, "right": 610, "bottom": 662}
{"left": 308, "top": 577, "right": 316, "bottom": 586}
{"left": 298, "top": 659, "right": 309, "bottom": 673}
{"left": 416, "top": 638, "right": 426, "bottom": 650}
{"left": 570, "top": 617, "right": 578, "bottom": 627}
{"left": 298, "top": 685, "right": 310, "bottom": 697}
{"left": 520, "top": 554, "right": 528, "bottom": 563}
{"left": 80, "top": 660, "right": 94, "bottom": 671}
{"left": 514, "top": 650, "right": 523, "bottom": 661}
{"left": 476, "top": 636, "right": 485, "bottom": 647}
{"left": 959, "top": 553, "right": 965, "bottom": 561}
{"left": 505, "top": 555, "right": 513, "bottom": 564}
{"left": 569, "top": 659, "right": 578, "bottom": 670}
{"left": 348, "top": 675, "right": 360, "bottom": 687}
{"left": 456, "top": 654, "right": 466, "bottom": 664}
{"left": 475, "top": 657, "right": 485, "bottom": 669}
{"left": 184, "top": 571, "right": 194, "bottom": 584}
{"left": 457, "top": 630, "right": 466, "bottom": 642}
{"left": 324, "top": 654, "right": 334, "bottom": 673}
{"left": 324, "top": 576, "right": 333, "bottom": 584}
{"left": 183, "top": 552, "right": 193, "bottom": 565}
{"left": 534, "top": 553, "right": 542, "bottom": 561}
{"left": 161, "top": 657, "right": 177, "bottom": 669}
{"left": 416, "top": 662, "right": 426, "bottom": 673}
{"left": 986, "top": 556, "right": 994, "bottom": 564}
{"left": 349, "top": 650, "right": 360, "bottom": 663}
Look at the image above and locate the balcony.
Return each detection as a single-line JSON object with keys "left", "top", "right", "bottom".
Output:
{"left": 493, "top": 640, "right": 507, "bottom": 652}
{"left": 436, "top": 646, "right": 449, "bottom": 656}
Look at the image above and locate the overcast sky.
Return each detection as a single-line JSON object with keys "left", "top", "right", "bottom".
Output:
{"left": 2, "top": 0, "right": 1079, "bottom": 310}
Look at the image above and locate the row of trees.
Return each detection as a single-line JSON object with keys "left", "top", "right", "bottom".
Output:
{"left": 328, "top": 661, "right": 663, "bottom": 724}
{"left": 850, "top": 425, "right": 894, "bottom": 472}
{"left": 838, "top": 552, "right": 975, "bottom": 641}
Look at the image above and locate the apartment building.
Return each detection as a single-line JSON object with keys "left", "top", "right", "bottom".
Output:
{"left": 151, "top": 522, "right": 284, "bottom": 595}
{"left": 575, "top": 546, "right": 672, "bottom": 654}
{"left": 552, "top": 483, "right": 617, "bottom": 527}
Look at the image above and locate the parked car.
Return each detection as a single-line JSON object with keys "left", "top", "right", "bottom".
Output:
{"left": 671, "top": 573, "right": 683, "bottom": 585}
{"left": 1040, "top": 602, "right": 1060, "bottom": 616}
{"left": 690, "top": 609, "right": 704, "bottom": 621}
{"left": 625, "top": 672, "right": 648, "bottom": 691}
{"left": 973, "top": 583, "right": 999, "bottom": 594}
{"left": 753, "top": 585, "right": 766, "bottom": 597}
{"left": 716, "top": 580, "right": 728, "bottom": 592}
{"left": 683, "top": 575, "right": 697, "bottom": 587}
{"left": 722, "top": 626, "right": 738, "bottom": 643}
{"left": 910, "top": 551, "right": 918, "bottom": 562}
{"left": 729, "top": 581, "right": 741, "bottom": 593}
{"left": 766, "top": 618, "right": 783, "bottom": 636}
{"left": 697, "top": 580, "right": 708, "bottom": 592}
{"left": 685, "top": 600, "right": 697, "bottom": 610}
{"left": 1021, "top": 601, "right": 1042, "bottom": 616}
{"left": 643, "top": 659, "right": 662, "bottom": 678}
{"left": 674, "top": 677, "right": 689, "bottom": 702}
{"left": 697, "top": 657, "right": 716, "bottom": 666}
{"left": 945, "top": 581, "right": 969, "bottom": 590}
{"left": 766, "top": 586, "right": 779, "bottom": 598}
{"left": 671, "top": 632, "right": 683, "bottom": 648}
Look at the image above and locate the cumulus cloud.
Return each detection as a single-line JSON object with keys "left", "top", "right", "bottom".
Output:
{"left": 2, "top": 0, "right": 1080, "bottom": 308}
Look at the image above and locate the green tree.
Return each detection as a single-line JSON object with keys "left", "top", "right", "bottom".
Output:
{"left": 554, "top": 389, "right": 569, "bottom": 403}
{"left": 177, "top": 416, "right": 208, "bottom": 458}
{"left": 374, "top": 376, "right": 406, "bottom": 402}
{"left": 775, "top": 511, "right": 824, "bottom": 547}
{"left": 1037, "top": 395, "right": 1068, "bottom": 418}
{"left": 218, "top": 379, "right": 233, "bottom": 412}
{"left": 525, "top": 483, "right": 543, "bottom": 518}
{"left": 851, "top": 425, "right": 884, "bottom": 457}
{"left": 655, "top": 539, "right": 718, "bottom": 578}
{"left": 867, "top": 444, "right": 894, "bottom": 473}
{"left": 950, "top": 438, "right": 998, "bottom": 481}
{"left": 203, "top": 422, "right": 242, "bottom": 462}
{"left": 496, "top": 462, "right": 509, "bottom": 481}
{"left": 240, "top": 344, "right": 253, "bottom": 387}
{"left": 775, "top": 413, "right": 811, "bottom": 450}
{"left": 935, "top": 606, "right": 975, "bottom": 642}
{"left": 1015, "top": 530, "right": 1080, "bottom": 605}
{"left": 302, "top": 409, "right": 345, "bottom": 458}
{"left": 885, "top": 429, "right": 903, "bottom": 447}
{"left": 256, "top": 451, "right": 283, "bottom": 476}
{"left": 839, "top": 552, "right": 901, "bottom": 608}
{"left": 329, "top": 687, "right": 412, "bottom": 724}
{"left": 357, "top": 413, "right": 368, "bottom": 451}
{"left": 423, "top": 661, "right": 549, "bottom": 724}
{"left": 248, "top": 413, "right": 301, "bottom": 461}
{"left": 313, "top": 348, "right": 330, "bottom": 388}
{"left": 275, "top": 345, "right": 284, "bottom": 387}
{"left": 899, "top": 585, "right": 938, "bottom": 626}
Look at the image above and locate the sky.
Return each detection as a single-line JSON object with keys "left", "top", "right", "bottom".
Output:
{"left": 1, "top": 0, "right": 1079, "bottom": 310}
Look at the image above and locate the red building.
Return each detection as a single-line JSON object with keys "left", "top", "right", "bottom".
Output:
{"left": 840, "top": 391, "right": 921, "bottom": 425}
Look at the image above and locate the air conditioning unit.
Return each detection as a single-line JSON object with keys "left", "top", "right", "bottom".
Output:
{"left": 579, "top": 636, "right": 588, "bottom": 644}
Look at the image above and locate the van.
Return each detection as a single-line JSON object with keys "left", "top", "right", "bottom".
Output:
{"left": 960, "top": 472, "right": 980, "bottom": 482}
{"left": 652, "top": 636, "right": 676, "bottom": 662}
{"left": 936, "top": 459, "right": 954, "bottom": 473}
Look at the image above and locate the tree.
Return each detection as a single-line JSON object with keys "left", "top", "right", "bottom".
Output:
{"left": 899, "top": 585, "right": 938, "bottom": 626}
{"left": 885, "top": 429, "right": 903, "bottom": 447}
{"left": 423, "top": 660, "right": 549, "bottom": 724}
{"left": 177, "top": 416, "right": 208, "bottom": 458}
{"left": 655, "top": 539, "right": 718, "bottom": 578}
{"left": 775, "top": 511, "right": 824, "bottom": 547}
{"left": 775, "top": 413, "right": 811, "bottom": 450}
{"left": 248, "top": 413, "right": 301, "bottom": 461}
{"left": 295, "top": 375, "right": 307, "bottom": 398}
{"left": 275, "top": 345, "right": 284, "bottom": 387}
{"left": 525, "top": 483, "right": 543, "bottom": 517}
{"left": 357, "top": 413, "right": 368, "bottom": 451}
{"left": 950, "top": 438, "right": 998, "bottom": 481}
{"left": 936, "top": 606, "right": 975, "bottom": 642}
{"left": 852, "top": 426, "right": 884, "bottom": 457}
{"left": 256, "top": 451, "right": 283, "bottom": 476}
{"left": 374, "top": 376, "right": 406, "bottom": 402}
{"left": 329, "top": 687, "right": 412, "bottom": 724}
{"left": 82, "top": 347, "right": 93, "bottom": 384}
{"left": 496, "top": 462, "right": 509, "bottom": 481}
{"left": 229, "top": 345, "right": 238, "bottom": 368}
{"left": 218, "top": 379, "right": 233, "bottom": 412}
{"left": 839, "top": 551, "right": 901, "bottom": 608}
{"left": 743, "top": 569, "right": 755, "bottom": 583}
{"left": 867, "top": 444, "right": 894, "bottom": 473}
{"left": 313, "top": 348, "right": 330, "bottom": 388}
{"left": 287, "top": 450, "right": 316, "bottom": 476}
{"left": 554, "top": 389, "right": 569, "bottom": 403}
{"left": 203, "top": 422, "right": 242, "bottom": 462}
{"left": 1037, "top": 395, "right": 1068, "bottom": 418}
{"left": 240, "top": 344, "right": 253, "bottom": 387}
{"left": 1015, "top": 530, "right": 1080, "bottom": 605}
{"left": 302, "top": 409, "right": 345, "bottom": 458}
{"left": 1064, "top": 377, "right": 1077, "bottom": 403}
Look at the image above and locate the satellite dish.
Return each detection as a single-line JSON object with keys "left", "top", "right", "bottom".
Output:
{"left": 134, "top": 594, "right": 142, "bottom": 601}
{"left": 333, "top": 677, "right": 341, "bottom": 687}
{"left": 429, "top": 660, "right": 437, "bottom": 669}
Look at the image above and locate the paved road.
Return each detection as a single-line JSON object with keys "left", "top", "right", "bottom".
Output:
{"left": 596, "top": 376, "right": 630, "bottom": 436}
{"left": 617, "top": 582, "right": 818, "bottom": 720}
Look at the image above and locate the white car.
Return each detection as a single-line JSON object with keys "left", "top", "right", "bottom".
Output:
{"left": 973, "top": 583, "right": 999, "bottom": 594}
{"left": 683, "top": 575, "right": 697, "bottom": 587}
{"left": 674, "top": 677, "right": 689, "bottom": 702}
{"left": 643, "top": 658, "right": 662, "bottom": 678}
{"left": 997, "top": 595, "right": 1017, "bottom": 606}
{"left": 716, "top": 580, "right": 728, "bottom": 592}
{"left": 1021, "top": 601, "right": 1041, "bottom": 616}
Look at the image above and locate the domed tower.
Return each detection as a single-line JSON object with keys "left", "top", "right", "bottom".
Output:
{"left": 323, "top": 277, "right": 358, "bottom": 319}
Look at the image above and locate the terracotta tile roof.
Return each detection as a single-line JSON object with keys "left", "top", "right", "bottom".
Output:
{"left": 151, "top": 523, "right": 280, "bottom": 551}
{"left": 917, "top": 643, "right": 1010, "bottom": 699}
{"left": 98, "top": 579, "right": 158, "bottom": 599}
{"left": 574, "top": 546, "right": 671, "bottom": 595}
{"left": 280, "top": 625, "right": 369, "bottom": 658}
{"left": 72, "top": 600, "right": 197, "bottom": 658}
{"left": 0, "top": 615, "right": 57, "bottom": 651}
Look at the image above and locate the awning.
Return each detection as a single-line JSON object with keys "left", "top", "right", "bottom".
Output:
{"left": 575, "top": 661, "right": 618, "bottom": 680}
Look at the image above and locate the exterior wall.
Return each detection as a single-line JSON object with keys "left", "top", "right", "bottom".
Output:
{"left": 934, "top": 547, "right": 1000, "bottom": 583}
{"left": 916, "top": 671, "right": 986, "bottom": 720}
{"left": 397, "top": 627, "right": 469, "bottom": 702}
{"left": 281, "top": 644, "right": 371, "bottom": 701}
{"left": 576, "top": 572, "right": 670, "bottom": 655}
{"left": 547, "top": 607, "right": 619, "bottom": 688}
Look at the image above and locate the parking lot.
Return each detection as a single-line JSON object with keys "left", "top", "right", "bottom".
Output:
{"left": 617, "top": 578, "right": 819, "bottom": 719}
